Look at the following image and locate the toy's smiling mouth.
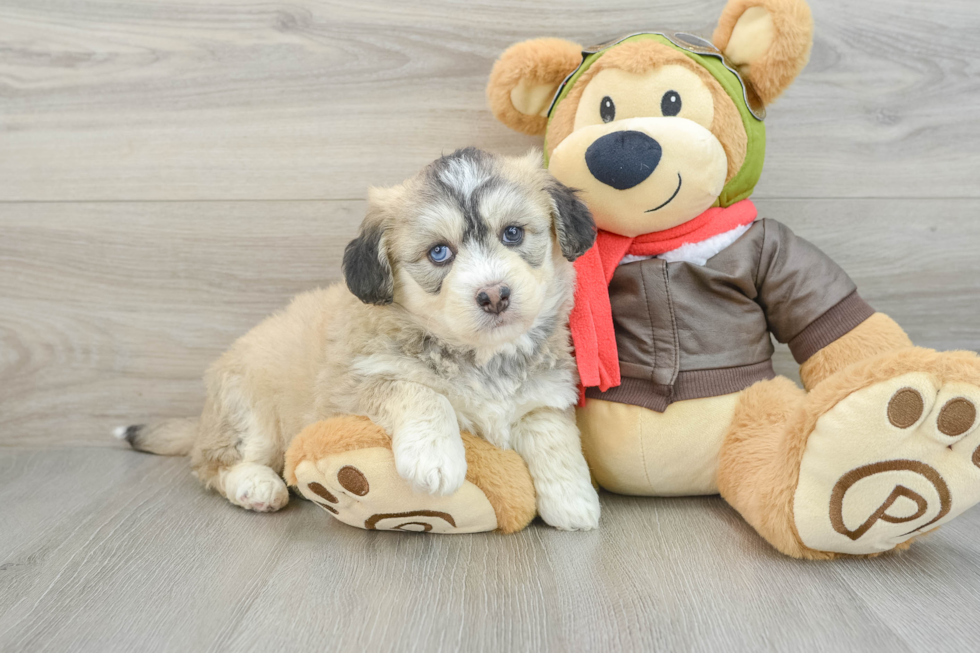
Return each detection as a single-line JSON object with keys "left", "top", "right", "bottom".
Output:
{"left": 645, "top": 173, "right": 683, "bottom": 213}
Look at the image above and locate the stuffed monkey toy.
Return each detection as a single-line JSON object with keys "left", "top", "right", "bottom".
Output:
{"left": 485, "top": 0, "right": 980, "bottom": 557}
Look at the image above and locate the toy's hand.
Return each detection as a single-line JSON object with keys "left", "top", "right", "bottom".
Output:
{"left": 513, "top": 407, "right": 600, "bottom": 531}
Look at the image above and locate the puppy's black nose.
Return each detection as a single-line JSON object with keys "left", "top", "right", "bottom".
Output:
{"left": 476, "top": 285, "right": 511, "bottom": 315}
{"left": 585, "top": 130, "right": 662, "bottom": 190}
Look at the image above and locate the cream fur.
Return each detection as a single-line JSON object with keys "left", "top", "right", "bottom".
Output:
{"left": 130, "top": 151, "right": 598, "bottom": 531}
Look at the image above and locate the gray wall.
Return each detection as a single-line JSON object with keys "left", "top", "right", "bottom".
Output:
{"left": 2, "top": 0, "right": 979, "bottom": 446}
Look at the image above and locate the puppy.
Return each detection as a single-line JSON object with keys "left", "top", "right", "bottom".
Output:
{"left": 119, "top": 148, "right": 601, "bottom": 530}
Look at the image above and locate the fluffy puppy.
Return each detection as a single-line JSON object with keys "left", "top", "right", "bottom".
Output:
{"left": 120, "top": 148, "right": 601, "bottom": 530}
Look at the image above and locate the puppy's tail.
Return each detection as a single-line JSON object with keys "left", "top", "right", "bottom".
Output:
{"left": 113, "top": 418, "right": 198, "bottom": 456}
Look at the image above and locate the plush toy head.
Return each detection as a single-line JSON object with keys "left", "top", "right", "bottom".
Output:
{"left": 487, "top": 0, "right": 814, "bottom": 237}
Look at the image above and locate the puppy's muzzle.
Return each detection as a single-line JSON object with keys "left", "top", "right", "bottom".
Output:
{"left": 585, "top": 130, "right": 663, "bottom": 190}
{"left": 476, "top": 285, "right": 511, "bottom": 315}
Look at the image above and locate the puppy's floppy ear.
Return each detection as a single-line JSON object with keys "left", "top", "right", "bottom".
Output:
{"left": 713, "top": 0, "right": 814, "bottom": 106}
{"left": 487, "top": 38, "right": 583, "bottom": 136}
{"left": 343, "top": 191, "right": 394, "bottom": 306}
{"left": 548, "top": 179, "right": 596, "bottom": 262}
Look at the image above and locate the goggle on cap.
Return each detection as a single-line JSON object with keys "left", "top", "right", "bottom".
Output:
{"left": 544, "top": 31, "right": 767, "bottom": 208}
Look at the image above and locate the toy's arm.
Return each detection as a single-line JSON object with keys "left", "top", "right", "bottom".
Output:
{"left": 754, "top": 220, "right": 912, "bottom": 390}
{"left": 799, "top": 312, "right": 912, "bottom": 390}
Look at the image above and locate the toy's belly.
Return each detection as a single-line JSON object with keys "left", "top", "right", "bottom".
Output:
{"left": 577, "top": 392, "right": 741, "bottom": 496}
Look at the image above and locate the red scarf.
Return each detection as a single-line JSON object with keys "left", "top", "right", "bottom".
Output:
{"left": 571, "top": 199, "right": 758, "bottom": 392}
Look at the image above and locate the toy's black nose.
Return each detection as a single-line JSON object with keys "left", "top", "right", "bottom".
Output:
{"left": 585, "top": 130, "right": 663, "bottom": 190}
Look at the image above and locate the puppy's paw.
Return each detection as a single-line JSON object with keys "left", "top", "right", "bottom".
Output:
{"left": 393, "top": 429, "right": 468, "bottom": 496}
{"left": 223, "top": 463, "right": 290, "bottom": 512}
{"left": 537, "top": 482, "right": 601, "bottom": 531}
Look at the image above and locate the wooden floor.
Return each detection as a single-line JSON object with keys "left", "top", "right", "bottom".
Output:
{"left": 3, "top": 0, "right": 980, "bottom": 650}
{"left": 3, "top": 448, "right": 980, "bottom": 652}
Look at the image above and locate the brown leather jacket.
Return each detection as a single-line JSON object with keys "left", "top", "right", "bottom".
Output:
{"left": 585, "top": 219, "right": 874, "bottom": 412}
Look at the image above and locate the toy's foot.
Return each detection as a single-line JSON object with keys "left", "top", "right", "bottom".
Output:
{"left": 292, "top": 446, "right": 499, "bottom": 533}
{"left": 284, "top": 417, "right": 537, "bottom": 534}
{"left": 794, "top": 351, "right": 980, "bottom": 555}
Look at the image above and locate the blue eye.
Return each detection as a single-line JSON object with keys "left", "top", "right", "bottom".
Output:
{"left": 502, "top": 226, "right": 524, "bottom": 245}
{"left": 428, "top": 244, "right": 453, "bottom": 264}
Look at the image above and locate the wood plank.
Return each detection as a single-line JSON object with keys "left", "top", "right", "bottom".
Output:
{"left": 0, "top": 200, "right": 360, "bottom": 446}
{"left": 1, "top": 0, "right": 979, "bottom": 201}
{"left": 1, "top": 198, "right": 978, "bottom": 447}
{"left": 7, "top": 447, "right": 980, "bottom": 652}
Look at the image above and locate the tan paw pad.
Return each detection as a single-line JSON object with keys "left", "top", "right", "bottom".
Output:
{"left": 292, "top": 447, "right": 498, "bottom": 534}
{"left": 886, "top": 387, "right": 925, "bottom": 429}
{"left": 929, "top": 383, "right": 980, "bottom": 445}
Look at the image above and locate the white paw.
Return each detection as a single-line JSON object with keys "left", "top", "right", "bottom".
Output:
{"left": 537, "top": 482, "right": 601, "bottom": 531}
{"left": 393, "top": 429, "right": 468, "bottom": 496}
{"left": 223, "top": 463, "right": 290, "bottom": 513}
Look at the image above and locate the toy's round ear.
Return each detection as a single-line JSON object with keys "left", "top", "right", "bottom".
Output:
{"left": 487, "top": 38, "right": 583, "bottom": 136}
{"left": 713, "top": 0, "right": 814, "bottom": 107}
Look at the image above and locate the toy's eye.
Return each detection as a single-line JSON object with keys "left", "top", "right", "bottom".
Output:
{"left": 501, "top": 226, "right": 524, "bottom": 245}
{"left": 600, "top": 96, "right": 616, "bottom": 123}
{"left": 661, "top": 90, "right": 682, "bottom": 117}
{"left": 428, "top": 244, "right": 453, "bottom": 264}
